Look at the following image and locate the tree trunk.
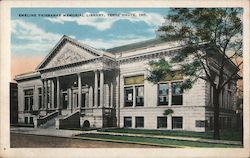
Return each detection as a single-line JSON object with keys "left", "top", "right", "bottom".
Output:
{"left": 213, "top": 89, "right": 220, "bottom": 140}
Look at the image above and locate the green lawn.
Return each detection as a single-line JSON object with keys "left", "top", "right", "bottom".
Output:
{"left": 98, "top": 128, "right": 242, "bottom": 141}
{"left": 76, "top": 133, "right": 242, "bottom": 148}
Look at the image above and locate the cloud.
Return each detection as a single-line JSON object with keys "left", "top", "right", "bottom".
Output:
{"left": 45, "top": 11, "right": 165, "bottom": 31}
{"left": 11, "top": 20, "right": 67, "bottom": 56}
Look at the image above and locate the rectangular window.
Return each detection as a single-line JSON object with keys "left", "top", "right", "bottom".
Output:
{"left": 172, "top": 117, "right": 183, "bottom": 129}
{"left": 136, "top": 86, "right": 144, "bottom": 106}
{"left": 158, "top": 83, "right": 169, "bottom": 105}
{"left": 124, "top": 117, "right": 132, "bottom": 128}
{"left": 195, "top": 120, "right": 205, "bottom": 127}
{"left": 157, "top": 117, "right": 167, "bottom": 128}
{"left": 124, "top": 87, "right": 133, "bottom": 107}
{"left": 135, "top": 117, "right": 144, "bottom": 128}
{"left": 172, "top": 82, "right": 183, "bottom": 105}
{"left": 24, "top": 117, "right": 28, "bottom": 124}
{"left": 124, "top": 75, "right": 144, "bottom": 107}
{"left": 24, "top": 89, "right": 34, "bottom": 111}
{"left": 30, "top": 117, "right": 34, "bottom": 124}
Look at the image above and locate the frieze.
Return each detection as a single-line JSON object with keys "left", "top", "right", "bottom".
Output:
{"left": 118, "top": 49, "right": 177, "bottom": 65}
{"left": 40, "top": 57, "right": 117, "bottom": 79}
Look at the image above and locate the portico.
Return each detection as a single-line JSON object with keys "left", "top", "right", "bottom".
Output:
{"left": 23, "top": 36, "right": 118, "bottom": 128}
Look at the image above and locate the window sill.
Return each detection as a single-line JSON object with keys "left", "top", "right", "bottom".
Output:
{"left": 157, "top": 105, "right": 169, "bottom": 106}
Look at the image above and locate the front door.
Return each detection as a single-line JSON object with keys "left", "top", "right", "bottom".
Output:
{"left": 62, "top": 92, "right": 68, "bottom": 109}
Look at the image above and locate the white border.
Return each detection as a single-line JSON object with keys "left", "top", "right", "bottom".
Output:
{"left": 0, "top": 1, "right": 249, "bottom": 158}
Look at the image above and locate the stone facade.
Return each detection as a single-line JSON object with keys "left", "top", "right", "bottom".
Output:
{"left": 15, "top": 35, "right": 237, "bottom": 132}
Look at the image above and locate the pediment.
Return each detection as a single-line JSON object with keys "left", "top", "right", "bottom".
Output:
{"left": 37, "top": 36, "right": 101, "bottom": 70}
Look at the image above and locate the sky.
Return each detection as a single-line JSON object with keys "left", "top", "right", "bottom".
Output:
{"left": 11, "top": 8, "right": 169, "bottom": 81}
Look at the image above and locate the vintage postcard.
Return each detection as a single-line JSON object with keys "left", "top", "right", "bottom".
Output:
{"left": 0, "top": 0, "right": 249, "bottom": 158}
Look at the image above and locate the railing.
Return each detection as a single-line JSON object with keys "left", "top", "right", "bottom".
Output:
{"left": 34, "top": 111, "right": 58, "bottom": 128}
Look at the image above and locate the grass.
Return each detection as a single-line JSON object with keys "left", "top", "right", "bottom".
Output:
{"left": 98, "top": 128, "right": 242, "bottom": 141}
{"left": 76, "top": 133, "right": 242, "bottom": 148}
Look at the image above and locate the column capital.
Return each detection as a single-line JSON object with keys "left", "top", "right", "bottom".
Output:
{"left": 77, "top": 72, "right": 82, "bottom": 76}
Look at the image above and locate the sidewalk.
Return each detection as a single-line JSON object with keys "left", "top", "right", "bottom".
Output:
{"left": 10, "top": 127, "right": 241, "bottom": 145}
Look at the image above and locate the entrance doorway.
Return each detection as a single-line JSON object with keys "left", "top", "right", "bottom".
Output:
{"left": 62, "top": 92, "right": 68, "bottom": 109}
{"left": 81, "top": 93, "right": 86, "bottom": 107}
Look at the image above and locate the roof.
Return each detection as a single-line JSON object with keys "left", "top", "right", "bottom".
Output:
{"left": 106, "top": 38, "right": 168, "bottom": 54}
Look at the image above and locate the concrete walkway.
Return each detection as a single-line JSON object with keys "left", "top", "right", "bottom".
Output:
{"left": 10, "top": 127, "right": 241, "bottom": 145}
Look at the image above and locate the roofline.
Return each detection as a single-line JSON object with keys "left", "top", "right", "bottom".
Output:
{"left": 15, "top": 71, "right": 41, "bottom": 81}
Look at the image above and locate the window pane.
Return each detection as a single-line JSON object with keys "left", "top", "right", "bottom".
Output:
{"left": 157, "top": 117, "right": 167, "bottom": 128}
{"left": 158, "top": 84, "right": 169, "bottom": 105}
{"left": 172, "top": 82, "right": 183, "bottom": 105}
{"left": 124, "top": 87, "right": 133, "bottom": 107}
{"left": 195, "top": 120, "right": 205, "bottom": 127}
{"left": 136, "top": 86, "right": 144, "bottom": 106}
{"left": 24, "top": 97, "right": 29, "bottom": 110}
{"left": 172, "top": 117, "right": 183, "bottom": 129}
{"left": 30, "top": 96, "right": 33, "bottom": 111}
{"left": 135, "top": 117, "right": 144, "bottom": 128}
{"left": 124, "top": 117, "right": 132, "bottom": 128}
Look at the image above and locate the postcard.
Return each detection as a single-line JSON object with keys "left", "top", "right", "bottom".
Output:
{"left": 0, "top": 0, "right": 249, "bottom": 158}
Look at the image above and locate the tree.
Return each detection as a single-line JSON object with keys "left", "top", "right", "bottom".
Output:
{"left": 147, "top": 8, "right": 243, "bottom": 139}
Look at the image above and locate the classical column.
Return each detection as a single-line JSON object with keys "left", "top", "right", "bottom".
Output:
{"left": 48, "top": 80, "right": 51, "bottom": 109}
{"left": 110, "top": 82, "right": 113, "bottom": 108}
{"left": 44, "top": 79, "right": 48, "bottom": 109}
{"left": 78, "top": 73, "right": 82, "bottom": 108}
{"left": 100, "top": 70, "right": 104, "bottom": 108}
{"left": 41, "top": 79, "right": 44, "bottom": 109}
{"left": 56, "top": 77, "right": 60, "bottom": 109}
{"left": 94, "top": 70, "right": 98, "bottom": 107}
{"left": 51, "top": 79, "right": 55, "bottom": 109}
{"left": 89, "top": 86, "right": 93, "bottom": 107}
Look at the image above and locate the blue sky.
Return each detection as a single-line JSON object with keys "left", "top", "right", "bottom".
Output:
{"left": 11, "top": 8, "right": 169, "bottom": 58}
